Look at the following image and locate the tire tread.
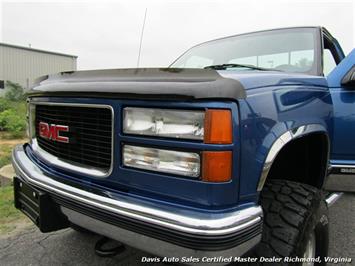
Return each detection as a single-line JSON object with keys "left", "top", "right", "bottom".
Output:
{"left": 253, "top": 179, "right": 325, "bottom": 262}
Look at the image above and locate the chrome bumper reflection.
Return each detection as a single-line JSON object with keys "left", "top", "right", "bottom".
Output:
{"left": 12, "top": 144, "right": 262, "bottom": 237}
{"left": 61, "top": 207, "right": 261, "bottom": 265}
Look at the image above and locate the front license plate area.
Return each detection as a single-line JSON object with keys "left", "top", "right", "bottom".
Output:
{"left": 14, "top": 177, "right": 69, "bottom": 232}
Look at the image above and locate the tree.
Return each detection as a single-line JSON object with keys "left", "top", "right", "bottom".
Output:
{"left": 4, "top": 81, "right": 25, "bottom": 101}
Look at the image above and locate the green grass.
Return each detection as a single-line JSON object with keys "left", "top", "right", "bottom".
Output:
{"left": 0, "top": 185, "right": 28, "bottom": 234}
{"left": 0, "top": 134, "right": 28, "bottom": 234}
{"left": 0, "top": 133, "right": 26, "bottom": 168}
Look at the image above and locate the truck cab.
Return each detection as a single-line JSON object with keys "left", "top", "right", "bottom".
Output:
{"left": 326, "top": 44, "right": 355, "bottom": 191}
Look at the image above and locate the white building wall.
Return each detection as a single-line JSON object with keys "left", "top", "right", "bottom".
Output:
{"left": 0, "top": 44, "right": 77, "bottom": 89}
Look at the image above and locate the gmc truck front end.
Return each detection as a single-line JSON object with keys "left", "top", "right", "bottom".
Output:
{"left": 12, "top": 88, "right": 263, "bottom": 263}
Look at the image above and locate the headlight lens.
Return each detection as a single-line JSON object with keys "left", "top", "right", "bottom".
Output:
{"left": 122, "top": 107, "right": 233, "bottom": 181}
{"left": 123, "top": 107, "right": 205, "bottom": 140}
{"left": 123, "top": 145, "right": 200, "bottom": 177}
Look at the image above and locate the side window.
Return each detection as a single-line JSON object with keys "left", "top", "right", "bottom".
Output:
{"left": 323, "top": 49, "right": 337, "bottom": 76}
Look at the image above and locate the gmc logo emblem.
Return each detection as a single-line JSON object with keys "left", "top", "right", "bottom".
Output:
{"left": 39, "top": 122, "right": 69, "bottom": 143}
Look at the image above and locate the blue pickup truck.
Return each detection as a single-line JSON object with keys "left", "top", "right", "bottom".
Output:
{"left": 12, "top": 27, "right": 354, "bottom": 265}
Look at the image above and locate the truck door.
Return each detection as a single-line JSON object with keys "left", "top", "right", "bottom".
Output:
{"left": 327, "top": 49, "right": 355, "bottom": 191}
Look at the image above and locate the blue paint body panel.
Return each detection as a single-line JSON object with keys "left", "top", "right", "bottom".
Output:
{"left": 222, "top": 73, "right": 332, "bottom": 200}
{"left": 328, "top": 49, "right": 355, "bottom": 165}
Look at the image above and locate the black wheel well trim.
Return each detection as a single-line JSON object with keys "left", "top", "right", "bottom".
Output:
{"left": 257, "top": 124, "right": 330, "bottom": 191}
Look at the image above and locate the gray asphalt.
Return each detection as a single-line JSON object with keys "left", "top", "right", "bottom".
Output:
{"left": 0, "top": 193, "right": 354, "bottom": 266}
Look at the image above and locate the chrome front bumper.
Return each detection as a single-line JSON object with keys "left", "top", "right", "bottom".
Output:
{"left": 12, "top": 144, "right": 262, "bottom": 264}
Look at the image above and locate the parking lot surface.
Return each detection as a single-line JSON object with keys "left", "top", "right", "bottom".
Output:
{"left": 0, "top": 193, "right": 354, "bottom": 266}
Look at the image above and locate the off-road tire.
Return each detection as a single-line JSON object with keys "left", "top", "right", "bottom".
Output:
{"left": 252, "top": 180, "right": 329, "bottom": 265}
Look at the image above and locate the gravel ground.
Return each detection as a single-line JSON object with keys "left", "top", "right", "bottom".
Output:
{"left": 0, "top": 193, "right": 354, "bottom": 266}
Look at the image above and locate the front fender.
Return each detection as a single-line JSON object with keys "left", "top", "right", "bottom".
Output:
{"left": 237, "top": 84, "right": 332, "bottom": 202}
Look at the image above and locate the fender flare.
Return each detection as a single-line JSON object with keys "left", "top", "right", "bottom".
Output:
{"left": 257, "top": 124, "right": 330, "bottom": 191}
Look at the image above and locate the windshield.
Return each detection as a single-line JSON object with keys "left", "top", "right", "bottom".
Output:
{"left": 171, "top": 28, "right": 319, "bottom": 74}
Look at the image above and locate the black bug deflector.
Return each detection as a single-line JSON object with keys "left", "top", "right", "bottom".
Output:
{"left": 28, "top": 68, "right": 246, "bottom": 100}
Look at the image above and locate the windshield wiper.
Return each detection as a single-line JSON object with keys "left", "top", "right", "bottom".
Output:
{"left": 204, "top": 63, "right": 281, "bottom": 71}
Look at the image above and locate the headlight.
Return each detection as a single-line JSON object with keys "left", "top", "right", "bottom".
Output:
{"left": 123, "top": 107, "right": 205, "bottom": 140}
{"left": 123, "top": 145, "right": 200, "bottom": 177}
{"left": 123, "top": 107, "right": 233, "bottom": 144}
{"left": 122, "top": 107, "right": 233, "bottom": 181}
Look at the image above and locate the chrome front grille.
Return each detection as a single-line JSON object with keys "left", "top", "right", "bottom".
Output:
{"left": 33, "top": 103, "right": 113, "bottom": 176}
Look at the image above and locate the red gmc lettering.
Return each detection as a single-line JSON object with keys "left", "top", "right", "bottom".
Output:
{"left": 39, "top": 122, "right": 69, "bottom": 143}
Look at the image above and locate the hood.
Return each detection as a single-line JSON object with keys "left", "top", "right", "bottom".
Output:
{"left": 29, "top": 68, "right": 328, "bottom": 100}
{"left": 218, "top": 70, "right": 328, "bottom": 91}
{"left": 29, "top": 68, "right": 246, "bottom": 100}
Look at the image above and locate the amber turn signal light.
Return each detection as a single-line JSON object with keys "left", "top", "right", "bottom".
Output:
{"left": 202, "top": 151, "right": 232, "bottom": 182}
{"left": 204, "top": 109, "right": 232, "bottom": 144}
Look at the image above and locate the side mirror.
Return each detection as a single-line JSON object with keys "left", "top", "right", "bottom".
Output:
{"left": 341, "top": 66, "right": 355, "bottom": 88}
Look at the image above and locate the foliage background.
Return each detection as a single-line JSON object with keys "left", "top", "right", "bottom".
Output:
{"left": 0, "top": 81, "right": 27, "bottom": 139}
